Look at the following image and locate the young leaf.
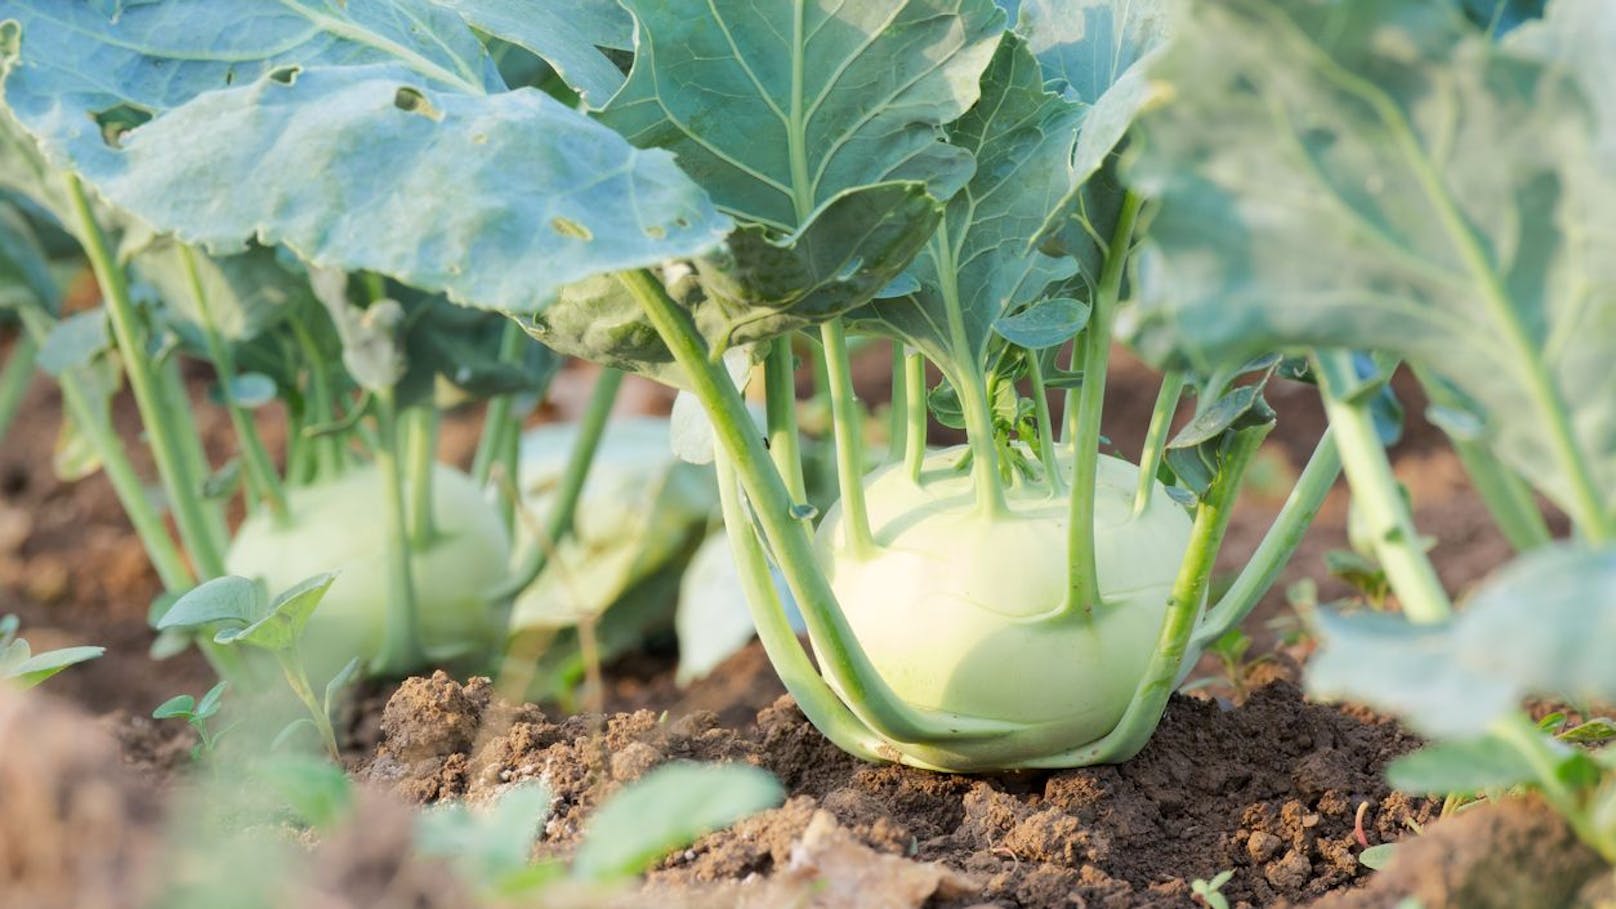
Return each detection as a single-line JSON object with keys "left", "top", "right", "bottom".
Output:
{"left": 253, "top": 754, "right": 355, "bottom": 832}
{"left": 155, "top": 576, "right": 265, "bottom": 635}
{"left": 215, "top": 571, "right": 337, "bottom": 651}
{"left": 1127, "top": 0, "right": 1616, "bottom": 531}
{"left": 1164, "top": 384, "right": 1276, "bottom": 496}
{"left": 1308, "top": 544, "right": 1616, "bottom": 738}
{"left": 993, "top": 297, "right": 1091, "bottom": 349}
{"left": 416, "top": 782, "right": 552, "bottom": 886}
{"left": 1359, "top": 843, "right": 1398, "bottom": 871}
{"left": 570, "top": 762, "right": 784, "bottom": 882}
{"left": 152, "top": 694, "right": 198, "bottom": 721}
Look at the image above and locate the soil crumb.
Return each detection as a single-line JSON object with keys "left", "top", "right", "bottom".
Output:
{"left": 363, "top": 674, "right": 1441, "bottom": 908}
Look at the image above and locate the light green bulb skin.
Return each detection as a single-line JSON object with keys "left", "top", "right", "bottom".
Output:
{"left": 226, "top": 463, "right": 511, "bottom": 682}
{"left": 813, "top": 446, "right": 1195, "bottom": 770}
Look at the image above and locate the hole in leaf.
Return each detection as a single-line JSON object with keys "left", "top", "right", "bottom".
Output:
{"left": 268, "top": 65, "right": 301, "bottom": 85}
{"left": 393, "top": 86, "right": 443, "bottom": 121}
{"left": 644, "top": 225, "right": 666, "bottom": 239}
{"left": 674, "top": 217, "right": 690, "bottom": 228}
{"left": 91, "top": 104, "right": 153, "bottom": 149}
{"left": 550, "top": 217, "right": 593, "bottom": 241}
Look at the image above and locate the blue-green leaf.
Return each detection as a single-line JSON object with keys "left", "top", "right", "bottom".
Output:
{"left": 599, "top": 0, "right": 1003, "bottom": 232}
{"left": 848, "top": 34, "right": 1083, "bottom": 376}
{"left": 1386, "top": 738, "right": 1538, "bottom": 794}
{"left": 1127, "top": 0, "right": 1616, "bottom": 529}
{"left": 1308, "top": 545, "right": 1616, "bottom": 738}
{"left": 993, "top": 297, "right": 1090, "bottom": 349}
{"left": 430, "top": 0, "right": 631, "bottom": 105}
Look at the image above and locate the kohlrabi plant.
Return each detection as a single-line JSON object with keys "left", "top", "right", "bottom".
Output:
{"left": 0, "top": 0, "right": 1355, "bottom": 772}
{"left": 1126, "top": 0, "right": 1616, "bottom": 861}
{"left": 0, "top": 1, "right": 717, "bottom": 686}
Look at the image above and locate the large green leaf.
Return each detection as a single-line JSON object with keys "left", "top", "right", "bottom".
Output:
{"left": 1307, "top": 544, "right": 1616, "bottom": 739}
{"left": 1009, "top": 0, "right": 1166, "bottom": 255}
{"left": 599, "top": 0, "right": 1003, "bottom": 231}
{"left": 847, "top": 34, "right": 1081, "bottom": 374}
{"left": 429, "top": 0, "right": 631, "bottom": 106}
{"left": 1126, "top": 0, "right": 1616, "bottom": 529}
{"left": 0, "top": 3, "right": 732, "bottom": 316}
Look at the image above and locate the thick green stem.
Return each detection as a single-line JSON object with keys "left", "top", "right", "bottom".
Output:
{"left": 491, "top": 367, "right": 622, "bottom": 602}
{"left": 472, "top": 321, "right": 525, "bottom": 487}
{"left": 932, "top": 225, "right": 1007, "bottom": 518}
{"left": 371, "top": 386, "right": 424, "bottom": 675}
{"left": 620, "top": 268, "right": 1017, "bottom": 744}
{"left": 1064, "top": 192, "right": 1144, "bottom": 615}
{"left": 0, "top": 334, "right": 37, "bottom": 445}
{"left": 180, "top": 246, "right": 288, "bottom": 523}
{"left": 819, "top": 319, "right": 876, "bottom": 557}
{"left": 1028, "top": 354, "right": 1064, "bottom": 495}
{"left": 713, "top": 449, "right": 886, "bottom": 763}
{"left": 765, "top": 337, "right": 809, "bottom": 505}
{"left": 903, "top": 352, "right": 927, "bottom": 484}
{"left": 1133, "top": 371, "right": 1186, "bottom": 516}
{"left": 1029, "top": 424, "right": 1271, "bottom": 768}
{"left": 66, "top": 175, "right": 226, "bottom": 578}
{"left": 405, "top": 405, "right": 439, "bottom": 547}
{"left": 277, "top": 651, "right": 340, "bottom": 761}
{"left": 20, "top": 313, "right": 193, "bottom": 590}
{"left": 289, "top": 315, "right": 344, "bottom": 483}
{"left": 887, "top": 343, "right": 907, "bottom": 466}
{"left": 1412, "top": 366, "right": 1550, "bottom": 553}
{"left": 1314, "top": 350, "right": 1451, "bottom": 623}
{"left": 1190, "top": 429, "right": 1341, "bottom": 653}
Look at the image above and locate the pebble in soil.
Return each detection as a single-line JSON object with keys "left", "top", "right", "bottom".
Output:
{"left": 361, "top": 669, "right": 1442, "bottom": 908}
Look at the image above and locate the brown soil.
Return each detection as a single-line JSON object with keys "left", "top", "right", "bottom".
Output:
{"left": 361, "top": 667, "right": 1442, "bottom": 908}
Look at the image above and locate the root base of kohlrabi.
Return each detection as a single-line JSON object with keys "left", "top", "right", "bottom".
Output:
{"left": 226, "top": 463, "right": 511, "bottom": 682}
{"left": 812, "top": 446, "right": 1194, "bottom": 767}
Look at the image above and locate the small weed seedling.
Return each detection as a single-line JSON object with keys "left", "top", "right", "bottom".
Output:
{"left": 1190, "top": 869, "right": 1234, "bottom": 909}
{"left": 156, "top": 574, "right": 347, "bottom": 759}
{"left": 0, "top": 614, "right": 103, "bottom": 688}
{"left": 153, "top": 680, "right": 231, "bottom": 760}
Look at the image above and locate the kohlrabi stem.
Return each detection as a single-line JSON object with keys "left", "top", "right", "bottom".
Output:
{"left": 903, "top": 352, "right": 927, "bottom": 484}
{"left": 887, "top": 343, "right": 907, "bottom": 465}
{"left": 620, "top": 268, "right": 1019, "bottom": 745}
{"left": 180, "top": 246, "right": 289, "bottom": 524}
{"left": 932, "top": 225, "right": 1009, "bottom": 519}
{"left": 0, "top": 334, "right": 36, "bottom": 445}
{"left": 371, "top": 385, "right": 424, "bottom": 675}
{"left": 765, "top": 337, "right": 809, "bottom": 505}
{"left": 1033, "top": 422, "right": 1272, "bottom": 768}
{"left": 23, "top": 318, "right": 193, "bottom": 590}
{"left": 1064, "top": 191, "right": 1144, "bottom": 615}
{"left": 1133, "top": 370, "right": 1186, "bottom": 516}
{"left": 1313, "top": 350, "right": 1451, "bottom": 623}
{"left": 819, "top": 319, "right": 876, "bottom": 557}
{"left": 489, "top": 366, "right": 622, "bottom": 602}
{"left": 472, "top": 320, "right": 525, "bottom": 488}
{"left": 1189, "top": 429, "right": 1342, "bottom": 654}
{"left": 275, "top": 651, "right": 340, "bottom": 761}
{"left": 65, "top": 175, "right": 227, "bottom": 578}
{"left": 714, "top": 449, "right": 886, "bottom": 763}
{"left": 405, "top": 405, "right": 439, "bottom": 547}
{"left": 1027, "top": 354, "right": 1064, "bottom": 495}
{"left": 289, "top": 314, "right": 344, "bottom": 482}
{"left": 1411, "top": 365, "right": 1549, "bottom": 553}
